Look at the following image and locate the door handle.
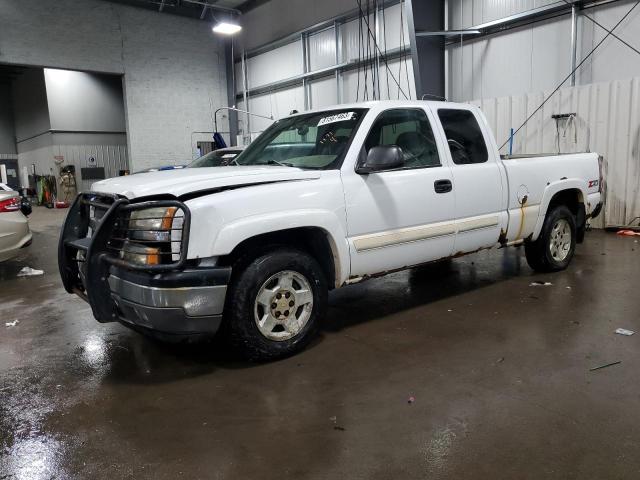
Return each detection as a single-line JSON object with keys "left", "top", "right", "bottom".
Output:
{"left": 434, "top": 179, "right": 452, "bottom": 194}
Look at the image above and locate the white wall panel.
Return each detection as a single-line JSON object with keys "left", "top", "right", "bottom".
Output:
{"left": 309, "top": 28, "right": 336, "bottom": 71}
{"left": 309, "top": 77, "right": 338, "bottom": 109}
{"left": 378, "top": 2, "right": 411, "bottom": 52}
{"left": 246, "top": 86, "right": 304, "bottom": 135}
{"left": 584, "top": 0, "right": 640, "bottom": 84}
{"left": 447, "top": 0, "right": 640, "bottom": 102}
{"left": 247, "top": 41, "right": 304, "bottom": 89}
{"left": 447, "top": 15, "right": 571, "bottom": 101}
{"left": 448, "top": 0, "right": 562, "bottom": 29}
{"left": 470, "top": 77, "right": 640, "bottom": 227}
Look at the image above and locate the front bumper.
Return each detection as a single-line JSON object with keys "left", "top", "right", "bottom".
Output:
{"left": 58, "top": 193, "right": 230, "bottom": 336}
{"left": 108, "top": 266, "right": 230, "bottom": 334}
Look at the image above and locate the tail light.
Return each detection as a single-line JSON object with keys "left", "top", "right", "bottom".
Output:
{"left": 598, "top": 155, "right": 604, "bottom": 193}
{"left": 0, "top": 197, "right": 21, "bottom": 213}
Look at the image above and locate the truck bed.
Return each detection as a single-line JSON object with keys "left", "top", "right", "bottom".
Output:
{"left": 500, "top": 152, "right": 602, "bottom": 244}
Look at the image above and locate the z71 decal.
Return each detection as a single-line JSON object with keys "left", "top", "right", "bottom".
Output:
{"left": 588, "top": 180, "right": 599, "bottom": 188}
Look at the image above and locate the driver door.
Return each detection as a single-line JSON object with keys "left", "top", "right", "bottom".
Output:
{"left": 342, "top": 107, "right": 456, "bottom": 276}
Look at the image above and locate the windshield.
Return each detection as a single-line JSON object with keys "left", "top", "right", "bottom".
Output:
{"left": 233, "top": 108, "right": 367, "bottom": 170}
{"left": 189, "top": 149, "right": 243, "bottom": 168}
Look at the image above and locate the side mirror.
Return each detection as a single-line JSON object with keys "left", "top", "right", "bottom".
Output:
{"left": 357, "top": 145, "right": 404, "bottom": 174}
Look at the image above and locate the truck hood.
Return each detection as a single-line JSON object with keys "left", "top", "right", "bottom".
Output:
{"left": 91, "top": 166, "right": 322, "bottom": 199}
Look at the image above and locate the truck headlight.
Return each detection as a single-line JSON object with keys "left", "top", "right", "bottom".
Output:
{"left": 118, "top": 206, "right": 185, "bottom": 265}
{"left": 128, "top": 207, "right": 177, "bottom": 242}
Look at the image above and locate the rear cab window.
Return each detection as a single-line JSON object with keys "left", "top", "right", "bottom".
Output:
{"left": 437, "top": 109, "right": 488, "bottom": 165}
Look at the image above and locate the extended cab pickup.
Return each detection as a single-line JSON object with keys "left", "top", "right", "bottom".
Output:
{"left": 58, "top": 100, "right": 603, "bottom": 359}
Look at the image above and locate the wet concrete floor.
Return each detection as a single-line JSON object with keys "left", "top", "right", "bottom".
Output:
{"left": 1, "top": 207, "right": 640, "bottom": 479}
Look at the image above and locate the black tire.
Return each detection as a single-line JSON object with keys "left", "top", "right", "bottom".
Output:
{"left": 525, "top": 205, "right": 577, "bottom": 272}
{"left": 223, "top": 248, "right": 328, "bottom": 361}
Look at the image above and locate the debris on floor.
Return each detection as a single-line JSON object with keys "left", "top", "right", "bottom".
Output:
{"left": 590, "top": 361, "right": 622, "bottom": 372}
{"left": 17, "top": 266, "right": 44, "bottom": 277}
{"left": 530, "top": 281, "right": 553, "bottom": 286}
{"left": 615, "top": 328, "right": 635, "bottom": 336}
{"left": 407, "top": 396, "right": 416, "bottom": 404}
{"left": 5, "top": 320, "right": 19, "bottom": 327}
{"left": 616, "top": 229, "right": 640, "bottom": 237}
{"left": 496, "top": 357, "right": 505, "bottom": 364}
{"left": 329, "top": 416, "right": 345, "bottom": 431}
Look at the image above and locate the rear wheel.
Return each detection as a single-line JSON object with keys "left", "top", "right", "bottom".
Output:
{"left": 223, "top": 248, "right": 328, "bottom": 361}
{"left": 525, "top": 205, "right": 576, "bottom": 272}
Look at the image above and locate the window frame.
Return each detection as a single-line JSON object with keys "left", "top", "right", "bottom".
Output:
{"left": 436, "top": 107, "right": 489, "bottom": 166}
{"left": 356, "top": 107, "right": 443, "bottom": 174}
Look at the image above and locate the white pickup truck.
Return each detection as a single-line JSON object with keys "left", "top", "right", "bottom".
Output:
{"left": 59, "top": 100, "right": 603, "bottom": 359}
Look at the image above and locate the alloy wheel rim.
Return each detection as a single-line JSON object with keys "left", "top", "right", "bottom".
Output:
{"left": 254, "top": 270, "right": 314, "bottom": 341}
{"left": 549, "top": 218, "right": 572, "bottom": 262}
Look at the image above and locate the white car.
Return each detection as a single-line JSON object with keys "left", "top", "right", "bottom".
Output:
{"left": 59, "top": 100, "right": 603, "bottom": 359}
{"left": 0, "top": 183, "right": 32, "bottom": 262}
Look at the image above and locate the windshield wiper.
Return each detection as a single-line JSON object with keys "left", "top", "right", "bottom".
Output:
{"left": 266, "top": 160, "right": 295, "bottom": 167}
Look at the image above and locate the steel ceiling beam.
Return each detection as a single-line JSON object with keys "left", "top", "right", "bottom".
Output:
{"left": 439, "top": 0, "right": 623, "bottom": 45}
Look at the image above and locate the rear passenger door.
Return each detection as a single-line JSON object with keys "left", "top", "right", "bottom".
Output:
{"left": 433, "top": 107, "right": 506, "bottom": 253}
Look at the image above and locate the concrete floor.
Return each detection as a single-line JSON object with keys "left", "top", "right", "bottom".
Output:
{"left": 1, "top": 207, "right": 639, "bottom": 479}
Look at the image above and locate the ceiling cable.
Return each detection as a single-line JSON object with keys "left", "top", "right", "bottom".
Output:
{"left": 356, "top": 0, "right": 409, "bottom": 100}
{"left": 499, "top": 0, "right": 640, "bottom": 150}
{"left": 382, "top": 2, "right": 391, "bottom": 99}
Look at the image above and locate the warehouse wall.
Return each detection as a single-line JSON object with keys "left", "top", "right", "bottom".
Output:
{"left": 11, "top": 69, "right": 51, "bottom": 145}
{"left": 44, "top": 69, "right": 126, "bottom": 133}
{"left": 473, "top": 77, "right": 640, "bottom": 228}
{"left": 0, "top": 84, "right": 16, "bottom": 155}
{"left": 8, "top": 68, "right": 129, "bottom": 189}
{"left": 235, "top": 1, "right": 416, "bottom": 140}
{"left": 0, "top": 0, "right": 228, "bottom": 171}
{"left": 446, "top": 0, "right": 640, "bottom": 101}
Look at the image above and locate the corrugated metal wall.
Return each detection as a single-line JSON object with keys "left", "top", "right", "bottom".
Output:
{"left": 448, "top": 0, "right": 561, "bottom": 29}
{"left": 19, "top": 143, "right": 129, "bottom": 193}
{"left": 471, "top": 77, "right": 640, "bottom": 228}
{"left": 235, "top": 1, "right": 416, "bottom": 139}
{"left": 446, "top": 0, "right": 640, "bottom": 102}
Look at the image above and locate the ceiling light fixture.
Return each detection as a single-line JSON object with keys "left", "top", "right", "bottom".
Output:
{"left": 212, "top": 21, "right": 242, "bottom": 35}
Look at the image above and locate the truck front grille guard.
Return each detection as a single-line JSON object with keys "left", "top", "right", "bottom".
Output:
{"left": 58, "top": 193, "right": 191, "bottom": 322}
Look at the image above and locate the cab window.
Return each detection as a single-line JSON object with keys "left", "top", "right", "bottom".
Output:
{"left": 364, "top": 108, "right": 441, "bottom": 170}
{"left": 437, "top": 109, "right": 488, "bottom": 165}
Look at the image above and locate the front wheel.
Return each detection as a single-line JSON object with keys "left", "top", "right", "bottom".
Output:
{"left": 223, "top": 248, "right": 328, "bottom": 361}
{"left": 525, "top": 205, "right": 576, "bottom": 272}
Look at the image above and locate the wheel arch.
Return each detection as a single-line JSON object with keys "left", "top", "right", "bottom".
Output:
{"left": 532, "top": 180, "right": 587, "bottom": 242}
{"left": 215, "top": 218, "right": 348, "bottom": 288}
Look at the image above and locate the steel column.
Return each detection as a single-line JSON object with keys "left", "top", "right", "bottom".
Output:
{"left": 570, "top": 4, "right": 578, "bottom": 86}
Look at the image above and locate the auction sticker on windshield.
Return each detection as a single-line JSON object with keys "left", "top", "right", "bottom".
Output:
{"left": 318, "top": 112, "right": 355, "bottom": 126}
